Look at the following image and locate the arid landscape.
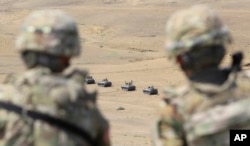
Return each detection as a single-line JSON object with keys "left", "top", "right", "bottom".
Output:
{"left": 0, "top": 0, "right": 250, "bottom": 145}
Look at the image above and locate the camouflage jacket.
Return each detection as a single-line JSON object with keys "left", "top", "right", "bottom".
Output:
{"left": 154, "top": 70, "right": 250, "bottom": 146}
{"left": 0, "top": 66, "right": 110, "bottom": 146}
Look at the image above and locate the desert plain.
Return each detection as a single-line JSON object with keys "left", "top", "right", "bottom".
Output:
{"left": 0, "top": 0, "right": 250, "bottom": 145}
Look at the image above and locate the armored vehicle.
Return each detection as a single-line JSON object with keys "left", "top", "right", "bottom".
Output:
{"left": 85, "top": 76, "right": 95, "bottom": 84}
{"left": 121, "top": 80, "right": 136, "bottom": 91}
{"left": 97, "top": 78, "right": 112, "bottom": 87}
{"left": 143, "top": 86, "right": 158, "bottom": 95}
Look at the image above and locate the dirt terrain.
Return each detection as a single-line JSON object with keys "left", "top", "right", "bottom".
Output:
{"left": 0, "top": 0, "right": 250, "bottom": 145}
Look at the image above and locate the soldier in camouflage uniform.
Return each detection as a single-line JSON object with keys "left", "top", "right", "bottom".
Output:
{"left": 0, "top": 10, "right": 110, "bottom": 146}
{"left": 154, "top": 5, "right": 250, "bottom": 146}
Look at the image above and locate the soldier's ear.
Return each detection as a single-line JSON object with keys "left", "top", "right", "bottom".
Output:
{"left": 176, "top": 55, "right": 183, "bottom": 66}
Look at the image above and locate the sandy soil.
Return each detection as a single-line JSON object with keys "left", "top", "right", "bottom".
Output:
{"left": 0, "top": 0, "right": 250, "bottom": 145}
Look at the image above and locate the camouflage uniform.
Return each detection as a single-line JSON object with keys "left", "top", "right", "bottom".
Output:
{"left": 154, "top": 5, "right": 250, "bottom": 146}
{"left": 0, "top": 10, "right": 110, "bottom": 146}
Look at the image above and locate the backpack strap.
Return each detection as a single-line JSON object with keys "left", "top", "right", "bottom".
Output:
{"left": 0, "top": 101, "right": 98, "bottom": 146}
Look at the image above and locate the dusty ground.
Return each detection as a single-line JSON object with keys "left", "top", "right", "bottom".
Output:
{"left": 0, "top": 0, "right": 250, "bottom": 145}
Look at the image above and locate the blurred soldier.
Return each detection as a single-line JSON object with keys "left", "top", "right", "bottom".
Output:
{"left": 0, "top": 10, "right": 110, "bottom": 146}
{"left": 154, "top": 5, "right": 250, "bottom": 146}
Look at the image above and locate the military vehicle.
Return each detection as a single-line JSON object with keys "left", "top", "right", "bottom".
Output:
{"left": 121, "top": 80, "right": 136, "bottom": 91}
{"left": 85, "top": 76, "right": 95, "bottom": 84}
{"left": 97, "top": 78, "right": 112, "bottom": 87}
{"left": 143, "top": 86, "right": 158, "bottom": 95}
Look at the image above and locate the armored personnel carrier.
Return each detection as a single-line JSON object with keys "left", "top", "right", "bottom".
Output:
{"left": 121, "top": 80, "right": 136, "bottom": 91}
{"left": 143, "top": 86, "right": 158, "bottom": 95}
{"left": 97, "top": 78, "right": 112, "bottom": 87}
{"left": 85, "top": 76, "right": 95, "bottom": 84}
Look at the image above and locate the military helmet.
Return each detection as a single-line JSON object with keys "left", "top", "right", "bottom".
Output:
{"left": 15, "top": 10, "right": 81, "bottom": 57}
{"left": 165, "top": 5, "right": 232, "bottom": 59}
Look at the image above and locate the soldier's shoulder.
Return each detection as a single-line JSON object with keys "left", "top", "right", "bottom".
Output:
{"left": 163, "top": 84, "right": 191, "bottom": 102}
{"left": 3, "top": 73, "right": 18, "bottom": 84}
{"left": 234, "top": 70, "right": 250, "bottom": 87}
{"left": 48, "top": 68, "right": 98, "bottom": 107}
{"left": 0, "top": 83, "right": 26, "bottom": 104}
{"left": 234, "top": 70, "right": 250, "bottom": 93}
{"left": 63, "top": 67, "right": 88, "bottom": 85}
{"left": 238, "top": 69, "right": 250, "bottom": 78}
{"left": 4, "top": 67, "right": 51, "bottom": 85}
